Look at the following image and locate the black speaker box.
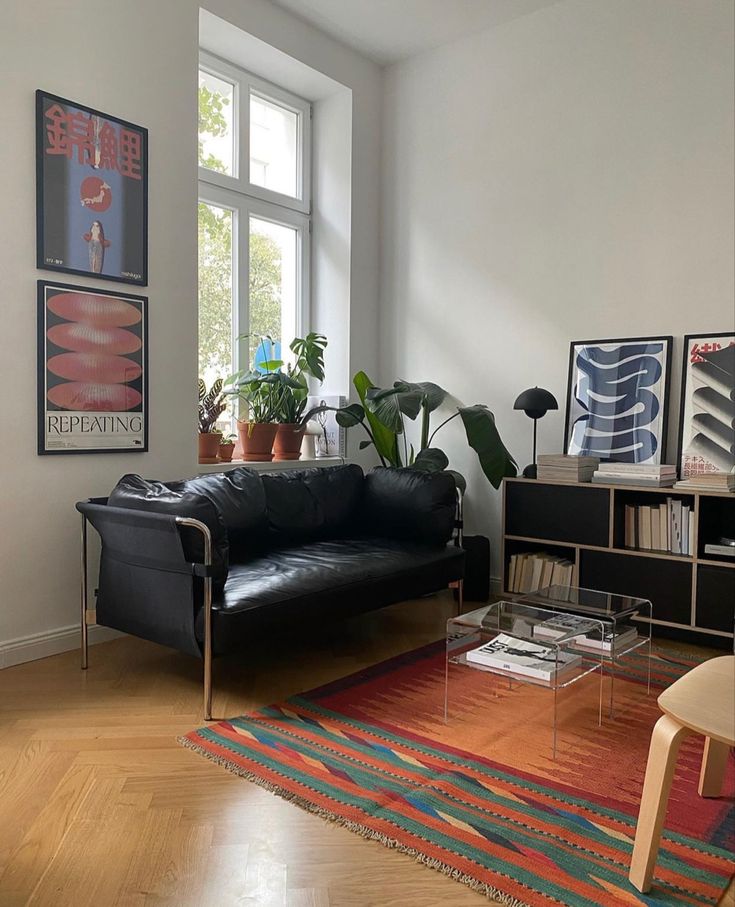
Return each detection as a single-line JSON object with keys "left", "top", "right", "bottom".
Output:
{"left": 455, "top": 535, "right": 490, "bottom": 602}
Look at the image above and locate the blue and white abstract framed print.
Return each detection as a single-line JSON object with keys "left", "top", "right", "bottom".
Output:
{"left": 564, "top": 336, "right": 673, "bottom": 464}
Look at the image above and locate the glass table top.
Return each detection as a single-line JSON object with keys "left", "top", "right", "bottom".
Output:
{"left": 518, "top": 585, "right": 651, "bottom": 619}
{"left": 448, "top": 599, "right": 605, "bottom": 645}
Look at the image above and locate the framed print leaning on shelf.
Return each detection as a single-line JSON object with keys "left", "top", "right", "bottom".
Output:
{"left": 678, "top": 332, "right": 735, "bottom": 478}
{"left": 38, "top": 280, "right": 148, "bottom": 454}
{"left": 564, "top": 335, "right": 673, "bottom": 464}
{"left": 36, "top": 90, "right": 148, "bottom": 286}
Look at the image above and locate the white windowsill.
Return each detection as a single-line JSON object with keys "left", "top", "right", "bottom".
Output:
{"left": 197, "top": 456, "right": 347, "bottom": 475}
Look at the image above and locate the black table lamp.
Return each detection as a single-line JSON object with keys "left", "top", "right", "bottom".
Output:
{"left": 514, "top": 387, "right": 558, "bottom": 479}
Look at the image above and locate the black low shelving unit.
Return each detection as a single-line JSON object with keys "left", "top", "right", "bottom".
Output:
{"left": 502, "top": 477, "right": 735, "bottom": 647}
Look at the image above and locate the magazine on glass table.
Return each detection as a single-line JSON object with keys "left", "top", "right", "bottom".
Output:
{"left": 532, "top": 614, "right": 638, "bottom": 653}
{"left": 466, "top": 633, "right": 582, "bottom": 684}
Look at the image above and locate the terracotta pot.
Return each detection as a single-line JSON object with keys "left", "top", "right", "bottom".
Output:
{"left": 218, "top": 443, "right": 235, "bottom": 462}
{"left": 273, "top": 423, "right": 307, "bottom": 461}
{"left": 237, "top": 421, "right": 278, "bottom": 462}
{"left": 198, "top": 432, "right": 221, "bottom": 464}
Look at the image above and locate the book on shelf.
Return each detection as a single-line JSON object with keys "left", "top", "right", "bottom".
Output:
{"left": 507, "top": 552, "right": 573, "bottom": 594}
{"left": 537, "top": 455, "right": 600, "bottom": 468}
{"left": 596, "top": 463, "right": 676, "bottom": 476}
{"left": 673, "top": 472, "right": 735, "bottom": 493}
{"left": 592, "top": 473, "right": 677, "bottom": 487}
{"left": 537, "top": 466, "right": 597, "bottom": 483}
{"left": 465, "top": 633, "right": 583, "bottom": 683}
{"left": 623, "top": 498, "right": 693, "bottom": 555}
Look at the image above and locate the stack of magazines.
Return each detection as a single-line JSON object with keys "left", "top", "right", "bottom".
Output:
{"left": 466, "top": 633, "right": 582, "bottom": 684}
{"left": 673, "top": 472, "right": 735, "bottom": 494}
{"left": 532, "top": 615, "right": 638, "bottom": 653}
{"left": 592, "top": 463, "right": 677, "bottom": 487}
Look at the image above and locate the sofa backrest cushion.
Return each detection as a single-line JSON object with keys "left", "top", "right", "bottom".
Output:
{"left": 361, "top": 467, "right": 457, "bottom": 545}
{"left": 169, "top": 468, "right": 267, "bottom": 549}
{"left": 108, "top": 474, "right": 229, "bottom": 584}
{"left": 262, "top": 464, "right": 364, "bottom": 543}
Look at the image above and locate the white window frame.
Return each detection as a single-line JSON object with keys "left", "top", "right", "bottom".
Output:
{"left": 198, "top": 51, "right": 311, "bottom": 380}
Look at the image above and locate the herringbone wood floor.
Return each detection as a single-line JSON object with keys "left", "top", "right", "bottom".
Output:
{"left": 1, "top": 593, "right": 733, "bottom": 907}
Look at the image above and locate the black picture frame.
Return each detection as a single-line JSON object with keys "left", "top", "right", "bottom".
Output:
{"left": 37, "top": 280, "right": 148, "bottom": 455}
{"left": 36, "top": 90, "right": 148, "bottom": 286}
{"left": 677, "top": 331, "right": 735, "bottom": 478}
{"left": 563, "top": 335, "right": 673, "bottom": 464}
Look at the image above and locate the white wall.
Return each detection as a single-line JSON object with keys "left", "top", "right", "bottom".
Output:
{"left": 0, "top": 0, "right": 381, "bottom": 663}
{"left": 381, "top": 0, "right": 735, "bottom": 576}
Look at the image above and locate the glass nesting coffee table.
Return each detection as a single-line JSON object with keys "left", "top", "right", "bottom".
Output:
{"left": 445, "top": 586, "right": 653, "bottom": 757}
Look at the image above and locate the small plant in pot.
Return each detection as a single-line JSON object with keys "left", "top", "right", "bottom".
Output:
{"left": 272, "top": 333, "right": 327, "bottom": 461}
{"left": 226, "top": 334, "right": 327, "bottom": 462}
{"left": 218, "top": 433, "right": 237, "bottom": 462}
{"left": 198, "top": 378, "right": 227, "bottom": 463}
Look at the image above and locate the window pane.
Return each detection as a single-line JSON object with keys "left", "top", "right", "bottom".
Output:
{"left": 249, "top": 217, "right": 298, "bottom": 366}
{"left": 198, "top": 202, "right": 234, "bottom": 396}
{"left": 199, "top": 71, "right": 234, "bottom": 175}
{"left": 250, "top": 92, "right": 299, "bottom": 198}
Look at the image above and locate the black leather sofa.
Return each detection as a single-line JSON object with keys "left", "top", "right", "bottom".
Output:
{"left": 76, "top": 464, "right": 465, "bottom": 718}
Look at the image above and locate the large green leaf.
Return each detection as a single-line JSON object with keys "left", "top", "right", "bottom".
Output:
{"left": 353, "top": 372, "right": 400, "bottom": 465}
{"left": 412, "top": 447, "right": 449, "bottom": 472}
{"left": 396, "top": 380, "right": 447, "bottom": 413}
{"left": 364, "top": 385, "right": 423, "bottom": 433}
{"left": 458, "top": 405, "right": 517, "bottom": 489}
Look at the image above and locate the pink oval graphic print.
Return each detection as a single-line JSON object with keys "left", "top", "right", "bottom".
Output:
{"left": 47, "top": 293, "right": 142, "bottom": 327}
{"left": 47, "top": 382, "right": 143, "bottom": 412}
{"left": 47, "top": 353, "right": 142, "bottom": 384}
{"left": 47, "top": 323, "right": 142, "bottom": 355}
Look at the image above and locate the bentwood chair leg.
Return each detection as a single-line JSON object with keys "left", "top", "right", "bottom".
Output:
{"left": 80, "top": 514, "right": 89, "bottom": 671}
{"left": 629, "top": 714, "right": 691, "bottom": 892}
{"left": 698, "top": 737, "right": 729, "bottom": 797}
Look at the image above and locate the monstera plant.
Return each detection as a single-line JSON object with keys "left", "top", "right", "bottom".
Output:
{"left": 304, "top": 372, "right": 517, "bottom": 491}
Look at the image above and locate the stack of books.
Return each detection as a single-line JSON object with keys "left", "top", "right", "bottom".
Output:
{"left": 466, "top": 633, "right": 582, "bottom": 684}
{"left": 507, "top": 552, "right": 573, "bottom": 594}
{"left": 592, "top": 463, "right": 677, "bottom": 487}
{"left": 673, "top": 472, "right": 735, "bottom": 494}
{"left": 623, "top": 499, "right": 694, "bottom": 554}
{"left": 537, "top": 455, "right": 599, "bottom": 483}
{"left": 533, "top": 615, "right": 638, "bottom": 653}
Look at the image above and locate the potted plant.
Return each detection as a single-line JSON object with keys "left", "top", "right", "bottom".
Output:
{"left": 218, "top": 433, "right": 237, "bottom": 462}
{"left": 304, "top": 372, "right": 517, "bottom": 491}
{"left": 225, "top": 339, "right": 280, "bottom": 461}
{"left": 272, "top": 333, "right": 327, "bottom": 461}
{"left": 198, "top": 378, "right": 227, "bottom": 463}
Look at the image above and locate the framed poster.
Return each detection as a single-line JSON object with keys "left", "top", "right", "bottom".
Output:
{"left": 307, "top": 395, "right": 347, "bottom": 458}
{"left": 38, "top": 280, "right": 148, "bottom": 454}
{"left": 678, "top": 332, "right": 735, "bottom": 478}
{"left": 564, "top": 336, "right": 673, "bottom": 464}
{"left": 36, "top": 90, "right": 148, "bottom": 286}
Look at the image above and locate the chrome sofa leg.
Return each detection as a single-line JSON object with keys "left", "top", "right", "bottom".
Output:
{"left": 203, "top": 575, "right": 213, "bottom": 720}
{"left": 457, "top": 578, "right": 464, "bottom": 615}
{"left": 81, "top": 514, "right": 89, "bottom": 670}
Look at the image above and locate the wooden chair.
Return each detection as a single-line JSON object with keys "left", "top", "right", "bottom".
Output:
{"left": 629, "top": 655, "right": 735, "bottom": 893}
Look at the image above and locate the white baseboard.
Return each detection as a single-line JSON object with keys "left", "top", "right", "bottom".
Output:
{"left": 0, "top": 624, "right": 124, "bottom": 669}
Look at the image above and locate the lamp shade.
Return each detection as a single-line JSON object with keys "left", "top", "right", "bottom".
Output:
{"left": 513, "top": 387, "right": 558, "bottom": 419}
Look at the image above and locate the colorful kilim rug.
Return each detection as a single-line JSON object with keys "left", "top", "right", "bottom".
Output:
{"left": 181, "top": 644, "right": 734, "bottom": 905}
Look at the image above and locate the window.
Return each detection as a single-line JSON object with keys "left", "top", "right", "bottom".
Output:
{"left": 198, "top": 52, "right": 311, "bottom": 390}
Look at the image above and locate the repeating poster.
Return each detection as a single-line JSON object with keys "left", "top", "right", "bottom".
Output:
{"left": 36, "top": 90, "right": 148, "bottom": 286}
{"left": 38, "top": 281, "right": 148, "bottom": 454}
{"left": 678, "top": 333, "right": 735, "bottom": 477}
{"left": 564, "top": 336, "right": 673, "bottom": 464}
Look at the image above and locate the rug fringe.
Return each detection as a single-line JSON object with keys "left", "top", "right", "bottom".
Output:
{"left": 178, "top": 735, "right": 532, "bottom": 907}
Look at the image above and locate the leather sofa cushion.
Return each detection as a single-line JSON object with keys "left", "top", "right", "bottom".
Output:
{"left": 108, "top": 474, "right": 228, "bottom": 584}
{"left": 361, "top": 467, "right": 457, "bottom": 545}
{"left": 262, "top": 464, "right": 364, "bottom": 544}
{"left": 198, "top": 537, "right": 465, "bottom": 654}
{"left": 169, "top": 467, "right": 267, "bottom": 548}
